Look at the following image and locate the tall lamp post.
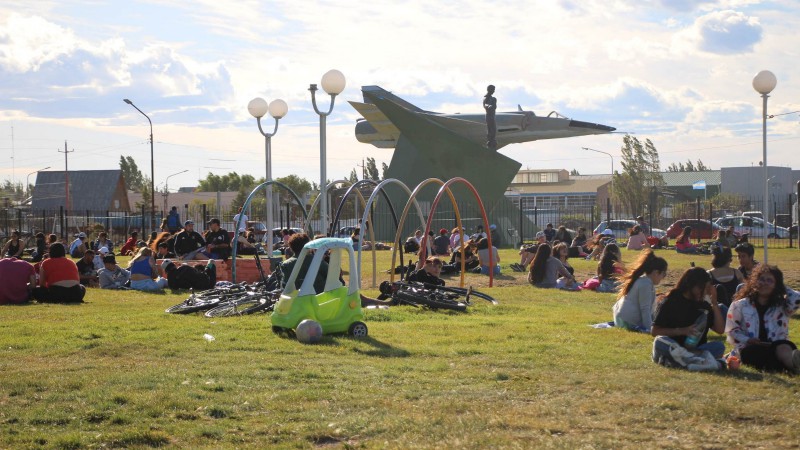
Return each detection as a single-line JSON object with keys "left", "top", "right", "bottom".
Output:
{"left": 753, "top": 70, "right": 777, "bottom": 264}
{"left": 310, "top": 69, "right": 346, "bottom": 235}
{"left": 26, "top": 166, "right": 51, "bottom": 197}
{"left": 123, "top": 99, "right": 156, "bottom": 235}
{"left": 582, "top": 147, "right": 615, "bottom": 214}
{"left": 163, "top": 169, "right": 189, "bottom": 213}
{"left": 248, "top": 97, "right": 288, "bottom": 255}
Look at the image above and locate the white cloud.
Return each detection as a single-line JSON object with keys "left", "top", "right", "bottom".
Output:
{"left": 682, "top": 9, "right": 763, "bottom": 54}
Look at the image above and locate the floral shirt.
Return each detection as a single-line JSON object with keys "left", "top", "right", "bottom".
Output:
{"left": 725, "top": 288, "right": 800, "bottom": 351}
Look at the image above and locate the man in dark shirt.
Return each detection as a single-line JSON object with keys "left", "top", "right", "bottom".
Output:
{"left": 204, "top": 218, "right": 231, "bottom": 260}
{"left": 76, "top": 249, "right": 98, "bottom": 287}
{"left": 543, "top": 223, "right": 556, "bottom": 243}
{"left": 433, "top": 228, "right": 450, "bottom": 255}
{"left": 407, "top": 256, "right": 445, "bottom": 286}
{"left": 174, "top": 220, "right": 208, "bottom": 260}
{"left": 735, "top": 242, "right": 758, "bottom": 281}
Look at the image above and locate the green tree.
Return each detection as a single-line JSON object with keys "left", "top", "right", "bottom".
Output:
{"left": 119, "top": 156, "right": 144, "bottom": 191}
{"left": 134, "top": 176, "right": 153, "bottom": 210}
{"left": 570, "top": 169, "right": 580, "bottom": 176}
{"left": 613, "top": 135, "right": 665, "bottom": 216}
{"left": 365, "top": 157, "right": 380, "bottom": 180}
{"left": 348, "top": 169, "right": 358, "bottom": 184}
{"left": 197, "top": 172, "right": 257, "bottom": 192}
{"left": 381, "top": 162, "right": 389, "bottom": 179}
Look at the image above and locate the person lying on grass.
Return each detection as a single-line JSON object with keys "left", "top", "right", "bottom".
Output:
{"left": 725, "top": 264, "right": 800, "bottom": 373}
{"left": 651, "top": 267, "right": 726, "bottom": 360}
{"left": 612, "top": 249, "right": 668, "bottom": 332}
{"left": 527, "top": 243, "right": 577, "bottom": 290}
{"left": 406, "top": 256, "right": 445, "bottom": 286}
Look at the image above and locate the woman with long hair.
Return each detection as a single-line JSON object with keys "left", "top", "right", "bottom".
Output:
{"left": 475, "top": 237, "right": 500, "bottom": 275}
{"left": 707, "top": 245, "right": 743, "bottom": 307}
{"left": 596, "top": 243, "right": 623, "bottom": 293}
{"left": 528, "top": 243, "right": 575, "bottom": 289}
{"left": 2, "top": 230, "right": 24, "bottom": 258}
{"left": 552, "top": 242, "right": 579, "bottom": 290}
{"left": 626, "top": 225, "right": 648, "bottom": 251}
{"left": 675, "top": 226, "right": 698, "bottom": 254}
{"left": 32, "top": 242, "right": 85, "bottom": 303}
{"left": 612, "top": 249, "right": 668, "bottom": 331}
{"left": 127, "top": 247, "right": 167, "bottom": 291}
{"left": 725, "top": 265, "right": 800, "bottom": 372}
{"left": 651, "top": 267, "right": 726, "bottom": 359}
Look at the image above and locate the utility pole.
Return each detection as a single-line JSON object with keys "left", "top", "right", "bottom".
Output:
{"left": 10, "top": 126, "right": 14, "bottom": 189}
{"left": 357, "top": 158, "right": 366, "bottom": 180}
{"left": 58, "top": 141, "right": 74, "bottom": 212}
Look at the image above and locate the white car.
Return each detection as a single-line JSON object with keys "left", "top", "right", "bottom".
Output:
{"left": 593, "top": 220, "right": 666, "bottom": 240}
{"left": 714, "top": 216, "right": 790, "bottom": 239}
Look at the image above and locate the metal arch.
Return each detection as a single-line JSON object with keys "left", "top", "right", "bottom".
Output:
{"left": 354, "top": 178, "right": 423, "bottom": 287}
{"left": 330, "top": 179, "right": 401, "bottom": 289}
{"left": 422, "top": 177, "right": 494, "bottom": 287}
{"left": 307, "top": 179, "right": 351, "bottom": 235}
{"left": 231, "top": 180, "right": 309, "bottom": 283}
{"left": 388, "top": 178, "right": 454, "bottom": 284}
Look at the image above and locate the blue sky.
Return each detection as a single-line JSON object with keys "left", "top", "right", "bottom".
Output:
{"left": 1, "top": 0, "right": 798, "bottom": 191}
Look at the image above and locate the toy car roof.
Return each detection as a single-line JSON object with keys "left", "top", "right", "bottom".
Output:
{"left": 304, "top": 237, "right": 354, "bottom": 250}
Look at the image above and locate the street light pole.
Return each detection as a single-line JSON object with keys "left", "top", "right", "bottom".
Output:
{"left": 123, "top": 99, "right": 156, "bottom": 235}
{"left": 582, "top": 146, "right": 615, "bottom": 199}
{"left": 753, "top": 70, "right": 777, "bottom": 264}
{"left": 248, "top": 97, "right": 288, "bottom": 256}
{"left": 310, "top": 70, "right": 346, "bottom": 236}
{"left": 163, "top": 169, "right": 189, "bottom": 214}
{"left": 26, "top": 166, "right": 51, "bottom": 197}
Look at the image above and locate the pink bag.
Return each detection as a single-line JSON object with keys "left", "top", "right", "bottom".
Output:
{"left": 582, "top": 277, "right": 601, "bottom": 290}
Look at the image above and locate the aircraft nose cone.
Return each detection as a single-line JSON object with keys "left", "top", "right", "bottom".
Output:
{"left": 568, "top": 120, "right": 615, "bottom": 132}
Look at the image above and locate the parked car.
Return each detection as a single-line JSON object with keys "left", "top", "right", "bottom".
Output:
{"left": 714, "top": 216, "right": 790, "bottom": 239}
{"left": 593, "top": 220, "right": 666, "bottom": 240}
{"left": 665, "top": 219, "right": 724, "bottom": 240}
{"left": 742, "top": 211, "right": 764, "bottom": 220}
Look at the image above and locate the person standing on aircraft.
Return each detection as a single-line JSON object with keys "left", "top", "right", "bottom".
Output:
{"left": 483, "top": 85, "right": 497, "bottom": 150}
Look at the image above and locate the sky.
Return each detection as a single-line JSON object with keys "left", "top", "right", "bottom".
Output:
{"left": 1, "top": 0, "right": 798, "bottom": 193}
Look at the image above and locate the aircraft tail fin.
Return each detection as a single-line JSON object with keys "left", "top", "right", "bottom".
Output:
{"left": 362, "top": 86, "right": 425, "bottom": 113}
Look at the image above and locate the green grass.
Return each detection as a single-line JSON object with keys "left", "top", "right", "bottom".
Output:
{"left": 1, "top": 248, "right": 800, "bottom": 448}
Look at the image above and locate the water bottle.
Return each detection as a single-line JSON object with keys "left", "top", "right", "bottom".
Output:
{"left": 726, "top": 349, "right": 741, "bottom": 370}
{"left": 188, "top": 287, "right": 195, "bottom": 305}
{"left": 684, "top": 310, "right": 708, "bottom": 349}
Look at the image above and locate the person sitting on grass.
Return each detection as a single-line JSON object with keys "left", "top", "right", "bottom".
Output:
{"left": 528, "top": 243, "right": 576, "bottom": 290}
{"left": 475, "top": 237, "right": 500, "bottom": 275}
{"left": 32, "top": 243, "right": 85, "bottom": 303}
{"left": 707, "top": 245, "right": 744, "bottom": 308}
{"left": 75, "top": 249, "right": 99, "bottom": 287}
{"left": 735, "top": 242, "right": 758, "bottom": 282}
{"left": 626, "top": 225, "right": 649, "bottom": 251}
{"left": 119, "top": 231, "right": 138, "bottom": 256}
{"left": 675, "top": 226, "right": 698, "bottom": 254}
{"left": 161, "top": 259, "right": 215, "bottom": 291}
{"left": 31, "top": 232, "right": 47, "bottom": 262}
{"left": 93, "top": 231, "right": 114, "bottom": 254}
{"left": 554, "top": 225, "right": 572, "bottom": 245}
{"left": 127, "top": 247, "right": 167, "bottom": 291}
{"left": 570, "top": 227, "right": 588, "bottom": 255}
{"left": 69, "top": 232, "right": 88, "bottom": 258}
{"left": 174, "top": 220, "right": 209, "bottom": 261}
{"left": 0, "top": 254, "right": 36, "bottom": 305}
{"left": 543, "top": 223, "right": 556, "bottom": 242}
{"left": 407, "top": 256, "right": 445, "bottom": 286}
{"left": 725, "top": 226, "right": 738, "bottom": 247}
{"left": 612, "top": 249, "right": 668, "bottom": 332}
{"left": 651, "top": 267, "right": 726, "bottom": 360}
{"left": 552, "top": 242, "right": 579, "bottom": 290}
{"left": 2, "top": 230, "right": 25, "bottom": 258}
{"left": 595, "top": 243, "right": 624, "bottom": 293}
{"left": 515, "top": 231, "right": 546, "bottom": 272}
{"left": 725, "top": 264, "right": 800, "bottom": 373}
{"left": 203, "top": 218, "right": 231, "bottom": 260}
{"left": 446, "top": 241, "right": 479, "bottom": 274}
{"left": 98, "top": 254, "right": 131, "bottom": 289}
{"left": 585, "top": 230, "right": 614, "bottom": 261}
{"left": 433, "top": 228, "right": 451, "bottom": 256}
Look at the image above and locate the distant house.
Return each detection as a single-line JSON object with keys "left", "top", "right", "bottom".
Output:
{"left": 31, "top": 170, "right": 131, "bottom": 212}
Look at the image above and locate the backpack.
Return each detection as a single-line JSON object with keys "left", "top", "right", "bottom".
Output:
{"left": 651, "top": 336, "right": 722, "bottom": 371}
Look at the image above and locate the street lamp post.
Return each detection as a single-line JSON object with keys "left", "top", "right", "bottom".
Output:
{"left": 753, "top": 70, "right": 777, "bottom": 264}
{"left": 582, "top": 147, "right": 615, "bottom": 221}
{"left": 248, "top": 97, "right": 288, "bottom": 256}
{"left": 123, "top": 99, "right": 156, "bottom": 235}
{"left": 26, "top": 166, "right": 51, "bottom": 197}
{"left": 163, "top": 169, "right": 189, "bottom": 213}
{"left": 310, "top": 69, "right": 346, "bottom": 236}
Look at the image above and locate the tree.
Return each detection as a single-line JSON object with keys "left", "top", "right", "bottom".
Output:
{"left": 347, "top": 169, "right": 358, "bottom": 184}
{"left": 613, "top": 135, "right": 665, "bottom": 216}
{"left": 667, "top": 159, "right": 710, "bottom": 172}
{"left": 695, "top": 160, "right": 710, "bottom": 171}
{"left": 197, "top": 172, "right": 257, "bottom": 192}
{"left": 570, "top": 169, "right": 580, "bottom": 176}
{"left": 381, "top": 162, "right": 389, "bottom": 179}
{"left": 119, "top": 156, "right": 144, "bottom": 191}
{"left": 365, "top": 157, "right": 380, "bottom": 180}
{"left": 684, "top": 159, "right": 695, "bottom": 172}
{"left": 134, "top": 176, "right": 152, "bottom": 210}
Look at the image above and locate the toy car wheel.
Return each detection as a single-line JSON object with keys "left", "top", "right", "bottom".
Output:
{"left": 348, "top": 321, "right": 368, "bottom": 338}
{"left": 271, "top": 326, "right": 284, "bottom": 335}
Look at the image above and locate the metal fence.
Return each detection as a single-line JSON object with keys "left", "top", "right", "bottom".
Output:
{"left": 2, "top": 192, "right": 798, "bottom": 249}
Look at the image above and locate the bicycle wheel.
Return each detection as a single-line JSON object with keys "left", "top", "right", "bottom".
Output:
{"left": 165, "top": 296, "right": 222, "bottom": 314}
{"left": 394, "top": 288, "right": 467, "bottom": 312}
{"left": 235, "top": 296, "right": 279, "bottom": 315}
{"left": 204, "top": 298, "right": 263, "bottom": 318}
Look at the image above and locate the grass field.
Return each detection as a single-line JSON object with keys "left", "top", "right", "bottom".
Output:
{"left": 2, "top": 248, "right": 800, "bottom": 448}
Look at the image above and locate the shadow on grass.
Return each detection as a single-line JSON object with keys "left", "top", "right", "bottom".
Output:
{"left": 328, "top": 336, "right": 411, "bottom": 358}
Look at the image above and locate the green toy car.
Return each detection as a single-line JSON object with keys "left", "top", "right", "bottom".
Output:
{"left": 270, "top": 237, "right": 367, "bottom": 337}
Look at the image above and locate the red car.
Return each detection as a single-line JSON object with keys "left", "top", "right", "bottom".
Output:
{"left": 666, "top": 219, "right": 725, "bottom": 240}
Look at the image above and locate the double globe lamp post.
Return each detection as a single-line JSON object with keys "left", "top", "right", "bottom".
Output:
{"left": 247, "top": 97, "right": 288, "bottom": 256}
{"left": 752, "top": 70, "right": 777, "bottom": 264}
